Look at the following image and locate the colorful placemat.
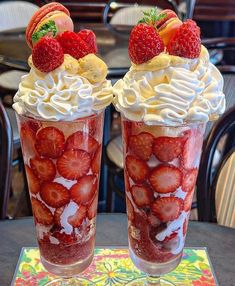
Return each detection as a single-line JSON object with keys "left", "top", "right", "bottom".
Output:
{"left": 12, "top": 247, "right": 218, "bottom": 285}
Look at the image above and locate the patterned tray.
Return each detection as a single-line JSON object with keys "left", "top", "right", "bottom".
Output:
{"left": 12, "top": 247, "right": 218, "bottom": 285}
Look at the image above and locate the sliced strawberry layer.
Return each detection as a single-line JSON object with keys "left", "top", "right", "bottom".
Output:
{"left": 126, "top": 197, "right": 135, "bottom": 222}
{"left": 153, "top": 136, "right": 185, "bottom": 162}
{"left": 87, "top": 194, "right": 98, "bottom": 220}
{"left": 31, "top": 198, "right": 53, "bottom": 225}
{"left": 182, "top": 129, "right": 204, "bottom": 170}
{"left": 57, "top": 149, "right": 91, "bottom": 180}
{"left": 54, "top": 206, "right": 65, "bottom": 227}
{"left": 182, "top": 168, "right": 198, "bottom": 192}
{"left": 30, "top": 157, "right": 56, "bottom": 182}
{"left": 126, "top": 155, "right": 149, "bottom": 183}
{"left": 184, "top": 189, "right": 194, "bottom": 212}
{"left": 40, "top": 182, "right": 70, "bottom": 208}
{"left": 66, "top": 131, "right": 98, "bottom": 155}
{"left": 70, "top": 175, "right": 97, "bottom": 205}
{"left": 151, "top": 197, "right": 183, "bottom": 222}
{"left": 149, "top": 165, "right": 182, "bottom": 194}
{"left": 68, "top": 205, "right": 87, "bottom": 228}
{"left": 20, "top": 124, "right": 38, "bottom": 158}
{"left": 131, "top": 185, "right": 154, "bottom": 208}
{"left": 25, "top": 165, "right": 40, "bottom": 194}
{"left": 91, "top": 145, "right": 102, "bottom": 174}
{"left": 129, "top": 132, "right": 154, "bottom": 161}
{"left": 35, "top": 127, "right": 65, "bottom": 159}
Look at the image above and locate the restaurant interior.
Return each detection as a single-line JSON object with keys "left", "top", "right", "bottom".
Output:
{"left": 0, "top": 1, "right": 235, "bottom": 285}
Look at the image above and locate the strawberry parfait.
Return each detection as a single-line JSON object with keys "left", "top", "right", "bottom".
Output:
{"left": 114, "top": 9, "right": 225, "bottom": 276}
{"left": 13, "top": 2, "right": 112, "bottom": 277}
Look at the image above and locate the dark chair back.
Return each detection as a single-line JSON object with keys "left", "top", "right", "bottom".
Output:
{"left": 197, "top": 105, "right": 235, "bottom": 222}
{"left": 0, "top": 100, "right": 13, "bottom": 219}
{"left": 36, "top": 0, "right": 107, "bottom": 22}
{"left": 193, "top": 0, "right": 235, "bottom": 21}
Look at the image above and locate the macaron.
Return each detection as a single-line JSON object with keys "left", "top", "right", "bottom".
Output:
{"left": 157, "top": 10, "right": 182, "bottom": 46}
{"left": 26, "top": 2, "right": 73, "bottom": 49}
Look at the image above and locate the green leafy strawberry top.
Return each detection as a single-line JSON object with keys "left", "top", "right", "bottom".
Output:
{"left": 32, "top": 20, "right": 57, "bottom": 44}
{"left": 138, "top": 8, "right": 166, "bottom": 28}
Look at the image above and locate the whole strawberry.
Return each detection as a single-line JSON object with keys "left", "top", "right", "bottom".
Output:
{"left": 32, "top": 37, "right": 64, "bottom": 72}
{"left": 129, "top": 9, "right": 165, "bottom": 64}
{"left": 167, "top": 19, "right": 201, "bottom": 58}
{"left": 78, "top": 29, "right": 97, "bottom": 54}
{"left": 129, "top": 23, "right": 164, "bottom": 64}
{"left": 56, "top": 31, "right": 90, "bottom": 60}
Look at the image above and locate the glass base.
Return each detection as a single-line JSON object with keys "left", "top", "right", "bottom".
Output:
{"left": 41, "top": 252, "right": 94, "bottom": 277}
{"left": 126, "top": 277, "right": 175, "bottom": 286}
{"left": 129, "top": 247, "right": 182, "bottom": 276}
{"left": 45, "top": 277, "right": 95, "bottom": 285}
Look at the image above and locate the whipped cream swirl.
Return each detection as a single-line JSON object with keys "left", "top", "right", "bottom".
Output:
{"left": 13, "top": 57, "right": 113, "bottom": 121}
{"left": 113, "top": 46, "right": 225, "bottom": 125}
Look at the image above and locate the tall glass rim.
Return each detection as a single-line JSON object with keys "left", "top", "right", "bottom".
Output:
{"left": 120, "top": 114, "right": 207, "bottom": 129}
{"left": 15, "top": 110, "right": 104, "bottom": 124}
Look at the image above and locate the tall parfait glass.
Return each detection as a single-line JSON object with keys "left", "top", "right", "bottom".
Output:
{"left": 121, "top": 117, "right": 206, "bottom": 285}
{"left": 16, "top": 111, "right": 104, "bottom": 285}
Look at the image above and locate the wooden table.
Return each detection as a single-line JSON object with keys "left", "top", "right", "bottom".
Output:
{"left": 0, "top": 214, "right": 235, "bottom": 286}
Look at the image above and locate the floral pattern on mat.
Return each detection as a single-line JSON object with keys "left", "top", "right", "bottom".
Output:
{"left": 13, "top": 248, "right": 217, "bottom": 285}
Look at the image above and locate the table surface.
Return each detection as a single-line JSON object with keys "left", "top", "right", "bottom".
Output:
{"left": 0, "top": 214, "right": 235, "bottom": 286}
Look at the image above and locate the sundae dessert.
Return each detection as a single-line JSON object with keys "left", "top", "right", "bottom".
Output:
{"left": 113, "top": 9, "right": 225, "bottom": 275}
{"left": 13, "top": 2, "right": 112, "bottom": 277}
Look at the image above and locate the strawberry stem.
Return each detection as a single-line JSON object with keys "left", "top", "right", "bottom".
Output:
{"left": 138, "top": 8, "right": 166, "bottom": 29}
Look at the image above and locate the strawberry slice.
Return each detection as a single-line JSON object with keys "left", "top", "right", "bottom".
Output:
{"left": 151, "top": 197, "right": 183, "bottom": 222}
{"left": 131, "top": 185, "right": 154, "bottom": 207}
{"left": 181, "top": 129, "right": 204, "bottom": 169}
{"left": 40, "top": 182, "right": 70, "bottom": 208}
{"left": 182, "top": 168, "right": 198, "bottom": 192}
{"left": 35, "top": 127, "right": 65, "bottom": 159}
{"left": 126, "top": 155, "right": 149, "bottom": 183}
{"left": 31, "top": 198, "right": 53, "bottom": 225}
{"left": 57, "top": 150, "right": 91, "bottom": 180}
{"left": 25, "top": 165, "right": 40, "bottom": 194}
{"left": 54, "top": 206, "right": 65, "bottom": 227}
{"left": 30, "top": 157, "right": 56, "bottom": 182}
{"left": 126, "top": 197, "right": 135, "bottom": 221}
{"left": 91, "top": 145, "right": 102, "bottom": 174}
{"left": 70, "top": 175, "right": 97, "bottom": 205}
{"left": 27, "top": 120, "right": 41, "bottom": 134}
{"left": 66, "top": 131, "right": 99, "bottom": 155}
{"left": 149, "top": 165, "right": 182, "bottom": 193}
{"left": 147, "top": 213, "right": 161, "bottom": 227}
{"left": 129, "top": 132, "right": 154, "bottom": 161}
{"left": 87, "top": 194, "right": 98, "bottom": 220}
{"left": 68, "top": 205, "right": 87, "bottom": 228}
{"left": 153, "top": 136, "right": 185, "bottom": 162}
{"left": 20, "top": 124, "right": 38, "bottom": 158}
{"left": 184, "top": 189, "right": 194, "bottom": 212}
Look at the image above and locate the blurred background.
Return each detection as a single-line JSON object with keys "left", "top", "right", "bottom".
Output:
{"left": 0, "top": 0, "right": 235, "bottom": 228}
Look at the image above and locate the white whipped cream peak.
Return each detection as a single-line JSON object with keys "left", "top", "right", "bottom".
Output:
{"left": 13, "top": 56, "right": 113, "bottom": 121}
{"left": 113, "top": 46, "right": 225, "bottom": 126}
